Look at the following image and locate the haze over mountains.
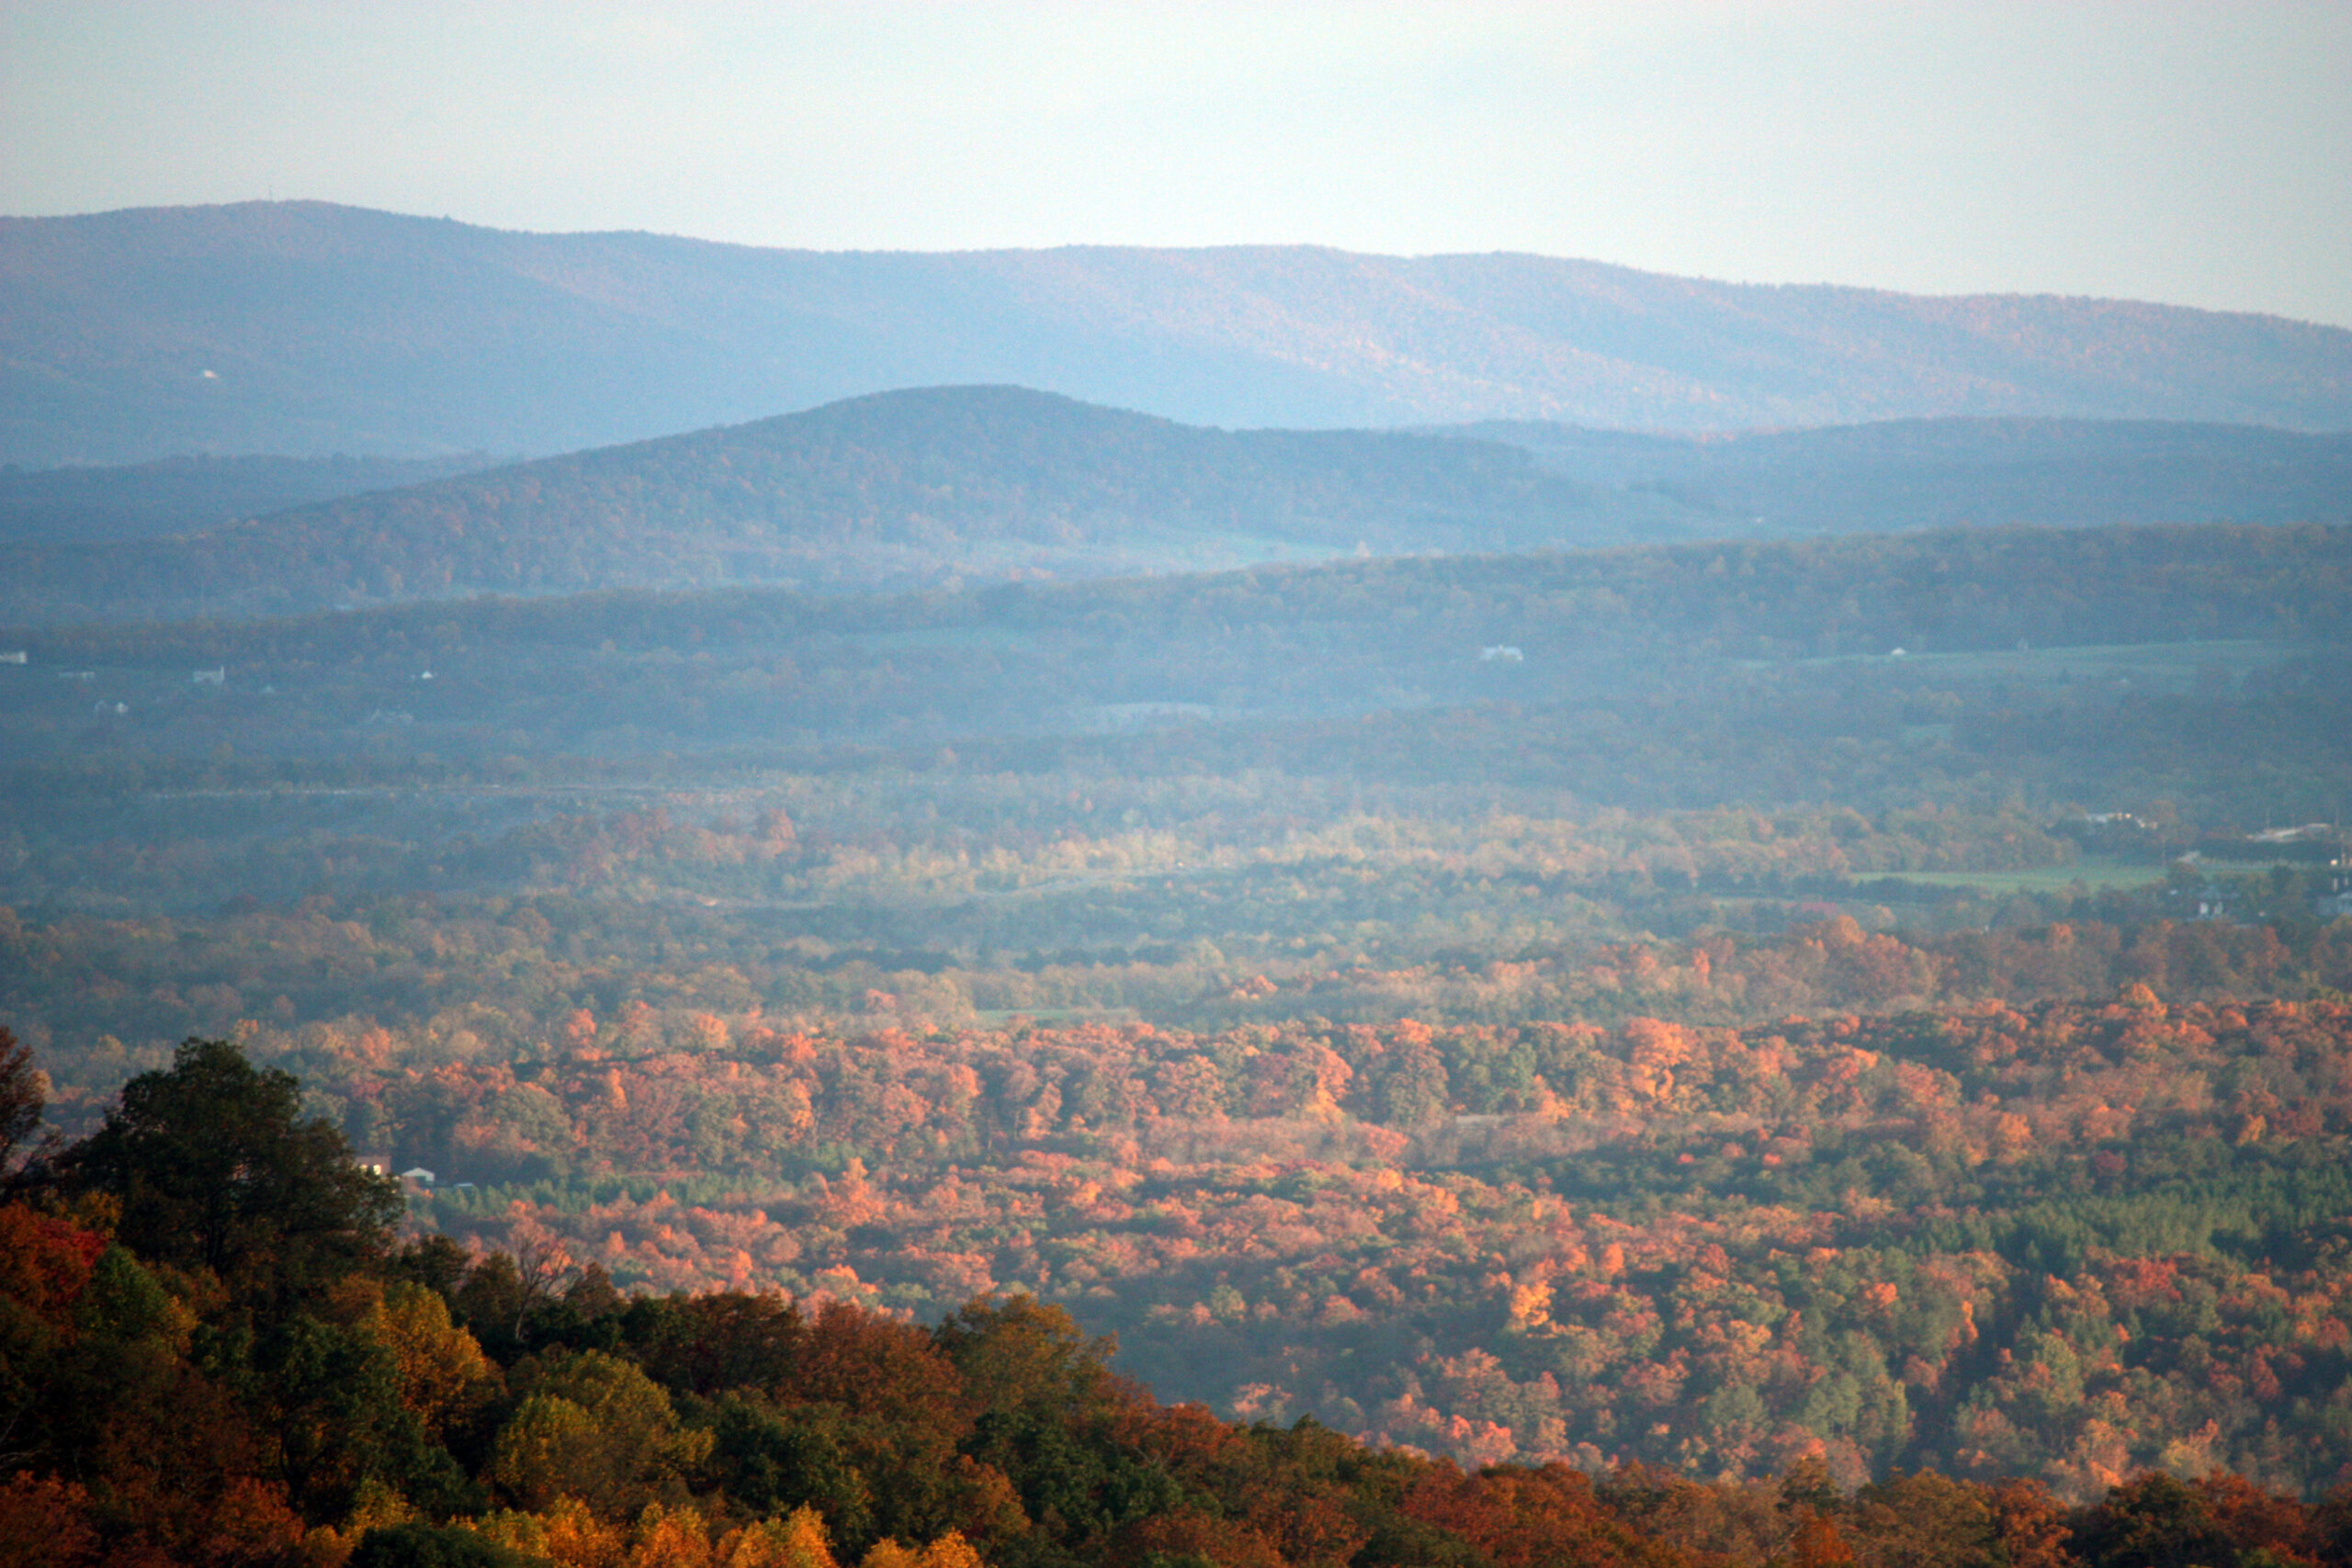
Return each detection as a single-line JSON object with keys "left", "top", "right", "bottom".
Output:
{"left": 7, "top": 201, "right": 2352, "bottom": 467}
{"left": 22, "top": 167, "right": 2352, "bottom": 1531}
{"left": 0, "top": 450, "right": 498, "bottom": 545}
{"left": 1478, "top": 416, "right": 2352, "bottom": 537}
{"left": 5, "top": 386, "right": 2349, "bottom": 627}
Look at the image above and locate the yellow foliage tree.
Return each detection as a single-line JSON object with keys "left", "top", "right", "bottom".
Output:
{"left": 463, "top": 1499, "right": 842, "bottom": 1568}
{"left": 467, "top": 1495, "right": 627, "bottom": 1568}
{"left": 755, "top": 1506, "right": 841, "bottom": 1568}
{"left": 486, "top": 1350, "right": 715, "bottom": 1517}
{"left": 360, "top": 1279, "right": 503, "bottom": 1438}
{"left": 857, "top": 1529, "right": 983, "bottom": 1568}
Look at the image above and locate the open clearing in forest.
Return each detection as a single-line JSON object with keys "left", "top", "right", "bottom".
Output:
{"left": 1871, "top": 856, "right": 2172, "bottom": 895}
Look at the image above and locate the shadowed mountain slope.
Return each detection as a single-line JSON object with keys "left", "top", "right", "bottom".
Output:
{"left": 0, "top": 386, "right": 1607, "bottom": 622}
{"left": 6, "top": 201, "right": 2351, "bottom": 465}
{"left": 0, "top": 450, "right": 499, "bottom": 545}
{"left": 4, "top": 387, "right": 2348, "bottom": 626}
{"left": 1457, "top": 417, "right": 2352, "bottom": 535}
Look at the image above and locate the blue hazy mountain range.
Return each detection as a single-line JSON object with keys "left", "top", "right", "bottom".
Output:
{"left": 2, "top": 385, "right": 2346, "bottom": 626}
{"left": 6, "top": 201, "right": 2351, "bottom": 467}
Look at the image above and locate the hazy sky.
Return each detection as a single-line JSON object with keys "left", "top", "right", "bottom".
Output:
{"left": 6, "top": 1, "right": 2350, "bottom": 326}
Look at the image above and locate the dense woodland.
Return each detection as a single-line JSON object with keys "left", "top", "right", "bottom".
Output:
{"left": 1463, "top": 418, "right": 2352, "bottom": 538}
{"left": 6, "top": 520, "right": 2348, "bottom": 820}
{"left": 20, "top": 949, "right": 2352, "bottom": 1497}
{"left": 0, "top": 451, "right": 495, "bottom": 547}
{"left": 6, "top": 505, "right": 2352, "bottom": 1561}
{"left": 0, "top": 389, "right": 1592, "bottom": 623}
{"left": 5, "top": 388, "right": 2350, "bottom": 625}
{"left": 11, "top": 1032, "right": 2352, "bottom": 1567}
{"left": 10, "top": 186, "right": 2352, "bottom": 1565}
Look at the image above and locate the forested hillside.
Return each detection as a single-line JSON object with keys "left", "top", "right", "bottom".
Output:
{"left": 63, "top": 991, "right": 2349, "bottom": 1498}
{"left": 6, "top": 518, "right": 2346, "bottom": 773}
{"left": 0, "top": 450, "right": 497, "bottom": 545}
{"left": 1465, "top": 418, "right": 2352, "bottom": 536}
{"left": 6, "top": 515, "right": 2351, "bottom": 1529}
{"left": 17, "top": 28, "right": 2352, "bottom": 1566}
{"left": 0, "top": 388, "right": 1603, "bottom": 624}
{"left": 5, "top": 389, "right": 2349, "bottom": 625}
{"left": 13, "top": 1035, "right": 2352, "bottom": 1567}
{"left": 9, "top": 201, "right": 2352, "bottom": 465}
{"left": 3, "top": 524, "right": 2346, "bottom": 960}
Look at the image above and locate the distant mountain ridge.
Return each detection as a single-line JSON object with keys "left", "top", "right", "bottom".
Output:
{"left": 2, "top": 385, "right": 2347, "bottom": 628}
{"left": 1465, "top": 417, "right": 2352, "bottom": 536}
{"left": 0, "top": 387, "right": 1600, "bottom": 623}
{"left": 6, "top": 201, "right": 2352, "bottom": 465}
{"left": 0, "top": 450, "right": 499, "bottom": 545}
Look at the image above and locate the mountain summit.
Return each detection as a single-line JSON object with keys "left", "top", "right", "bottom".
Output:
{"left": 6, "top": 201, "right": 2351, "bottom": 465}
{"left": 3, "top": 385, "right": 2346, "bottom": 626}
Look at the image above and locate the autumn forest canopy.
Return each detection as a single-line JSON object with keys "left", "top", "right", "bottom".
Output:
{"left": 4, "top": 321, "right": 2352, "bottom": 1563}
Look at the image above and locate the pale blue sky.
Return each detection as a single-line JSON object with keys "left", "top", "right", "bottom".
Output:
{"left": 6, "top": 1, "right": 2349, "bottom": 325}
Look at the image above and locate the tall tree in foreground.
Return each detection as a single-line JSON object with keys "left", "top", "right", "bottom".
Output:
{"left": 61, "top": 1037, "right": 401, "bottom": 1300}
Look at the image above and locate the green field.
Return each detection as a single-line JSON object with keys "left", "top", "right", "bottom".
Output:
{"left": 1871, "top": 855, "right": 2171, "bottom": 895}
{"left": 1774, "top": 637, "right": 2300, "bottom": 689}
